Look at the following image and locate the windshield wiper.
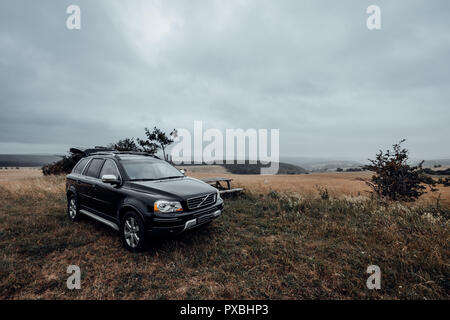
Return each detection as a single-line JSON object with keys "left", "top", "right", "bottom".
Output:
{"left": 157, "top": 176, "right": 184, "bottom": 180}
{"left": 130, "top": 176, "right": 183, "bottom": 181}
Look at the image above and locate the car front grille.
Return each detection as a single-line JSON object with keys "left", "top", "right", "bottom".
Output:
{"left": 187, "top": 193, "right": 216, "bottom": 210}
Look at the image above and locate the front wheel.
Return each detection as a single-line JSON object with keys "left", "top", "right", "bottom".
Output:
{"left": 67, "top": 195, "right": 81, "bottom": 222}
{"left": 120, "top": 212, "right": 147, "bottom": 252}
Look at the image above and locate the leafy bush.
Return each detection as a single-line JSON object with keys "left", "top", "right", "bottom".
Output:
{"left": 42, "top": 137, "right": 141, "bottom": 175}
{"left": 345, "top": 167, "right": 364, "bottom": 172}
{"left": 42, "top": 153, "right": 82, "bottom": 176}
{"left": 109, "top": 138, "right": 140, "bottom": 152}
{"left": 438, "top": 177, "right": 450, "bottom": 187}
{"left": 364, "top": 140, "right": 436, "bottom": 201}
{"left": 137, "top": 127, "right": 176, "bottom": 160}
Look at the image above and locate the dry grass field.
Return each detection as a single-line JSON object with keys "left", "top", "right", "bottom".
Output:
{"left": 0, "top": 169, "right": 449, "bottom": 299}
{"left": 2, "top": 168, "right": 448, "bottom": 205}
{"left": 0, "top": 168, "right": 42, "bottom": 181}
{"left": 188, "top": 171, "right": 450, "bottom": 206}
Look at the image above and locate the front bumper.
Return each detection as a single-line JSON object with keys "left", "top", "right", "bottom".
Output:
{"left": 147, "top": 201, "right": 224, "bottom": 236}
{"left": 183, "top": 209, "right": 222, "bottom": 231}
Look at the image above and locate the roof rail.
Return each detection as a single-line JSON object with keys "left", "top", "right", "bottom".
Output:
{"left": 115, "top": 152, "right": 161, "bottom": 160}
{"left": 88, "top": 150, "right": 161, "bottom": 160}
{"left": 89, "top": 151, "right": 117, "bottom": 156}
{"left": 70, "top": 147, "right": 115, "bottom": 156}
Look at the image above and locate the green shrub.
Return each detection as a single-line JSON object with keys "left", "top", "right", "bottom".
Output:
{"left": 364, "top": 140, "right": 436, "bottom": 201}
{"left": 42, "top": 153, "right": 82, "bottom": 175}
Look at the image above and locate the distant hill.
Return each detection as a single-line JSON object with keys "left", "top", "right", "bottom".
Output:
{"left": 282, "top": 157, "right": 364, "bottom": 172}
{"left": 178, "top": 161, "right": 307, "bottom": 175}
{"left": 305, "top": 161, "right": 365, "bottom": 172}
{"left": 0, "top": 154, "right": 61, "bottom": 167}
{"left": 420, "top": 159, "right": 450, "bottom": 167}
{"left": 224, "top": 162, "right": 307, "bottom": 175}
{"left": 283, "top": 157, "right": 450, "bottom": 172}
{"left": 423, "top": 167, "right": 450, "bottom": 175}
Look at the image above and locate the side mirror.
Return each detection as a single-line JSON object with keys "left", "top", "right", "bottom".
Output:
{"left": 180, "top": 169, "right": 185, "bottom": 175}
{"left": 102, "top": 174, "right": 120, "bottom": 185}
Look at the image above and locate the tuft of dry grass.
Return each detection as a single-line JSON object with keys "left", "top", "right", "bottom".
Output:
{"left": 0, "top": 175, "right": 448, "bottom": 300}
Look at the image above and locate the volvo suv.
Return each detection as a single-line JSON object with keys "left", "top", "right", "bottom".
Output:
{"left": 66, "top": 151, "right": 224, "bottom": 251}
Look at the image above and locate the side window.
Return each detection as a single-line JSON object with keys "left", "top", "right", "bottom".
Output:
{"left": 72, "top": 158, "right": 89, "bottom": 174}
{"left": 99, "top": 160, "right": 120, "bottom": 179}
{"left": 85, "top": 159, "right": 105, "bottom": 178}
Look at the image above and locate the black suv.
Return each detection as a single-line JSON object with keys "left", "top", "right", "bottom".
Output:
{"left": 66, "top": 152, "right": 224, "bottom": 251}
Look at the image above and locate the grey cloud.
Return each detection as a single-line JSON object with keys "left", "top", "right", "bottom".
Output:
{"left": 0, "top": 0, "right": 449, "bottom": 159}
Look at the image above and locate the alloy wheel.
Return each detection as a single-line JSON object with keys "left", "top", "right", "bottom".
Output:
{"left": 124, "top": 217, "right": 140, "bottom": 248}
{"left": 69, "top": 198, "right": 77, "bottom": 219}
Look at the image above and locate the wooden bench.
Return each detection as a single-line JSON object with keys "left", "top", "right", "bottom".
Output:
{"left": 200, "top": 177, "right": 243, "bottom": 195}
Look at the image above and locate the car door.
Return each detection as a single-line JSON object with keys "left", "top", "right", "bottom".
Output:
{"left": 71, "top": 158, "right": 91, "bottom": 209}
{"left": 82, "top": 158, "right": 105, "bottom": 212}
{"left": 94, "top": 159, "right": 124, "bottom": 219}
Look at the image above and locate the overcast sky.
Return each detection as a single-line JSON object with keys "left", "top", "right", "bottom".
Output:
{"left": 0, "top": 0, "right": 449, "bottom": 160}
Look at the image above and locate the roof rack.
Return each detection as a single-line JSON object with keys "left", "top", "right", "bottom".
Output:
{"left": 89, "top": 150, "right": 161, "bottom": 160}
{"left": 89, "top": 151, "right": 116, "bottom": 156}
{"left": 70, "top": 147, "right": 115, "bottom": 156}
{"left": 115, "top": 152, "right": 161, "bottom": 160}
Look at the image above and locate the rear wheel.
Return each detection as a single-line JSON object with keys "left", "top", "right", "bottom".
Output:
{"left": 120, "top": 211, "right": 147, "bottom": 252}
{"left": 67, "top": 195, "right": 81, "bottom": 221}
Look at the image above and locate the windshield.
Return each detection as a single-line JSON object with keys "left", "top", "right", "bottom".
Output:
{"left": 122, "top": 159, "right": 184, "bottom": 181}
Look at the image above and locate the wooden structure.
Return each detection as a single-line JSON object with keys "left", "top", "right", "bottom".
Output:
{"left": 200, "top": 177, "right": 243, "bottom": 195}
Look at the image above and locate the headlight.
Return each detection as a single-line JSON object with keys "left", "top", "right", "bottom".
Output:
{"left": 154, "top": 200, "right": 183, "bottom": 213}
{"left": 216, "top": 189, "right": 222, "bottom": 201}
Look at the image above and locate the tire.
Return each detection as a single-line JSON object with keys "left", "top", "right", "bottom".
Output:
{"left": 120, "top": 211, "right": 147, "bottom": 252}
{"left": 67, "top": 195, "right": 81, "bottom": 222}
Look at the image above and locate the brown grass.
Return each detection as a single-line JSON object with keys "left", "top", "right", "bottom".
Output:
{"left": 2, "top": 168, "right": 448, "bottom": 205}
{"left": 0, "top": 168, "right": 42, "bottom": 181}
{"left": 0, "top": 171, "right": 449, "bottom": 300}
{"left": 188, "top": 171, "right": 450, "bottom": 206}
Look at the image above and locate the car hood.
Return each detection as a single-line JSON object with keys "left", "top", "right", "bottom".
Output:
{"left": 129, "top": 177, "right": 217, "bottom": 199}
